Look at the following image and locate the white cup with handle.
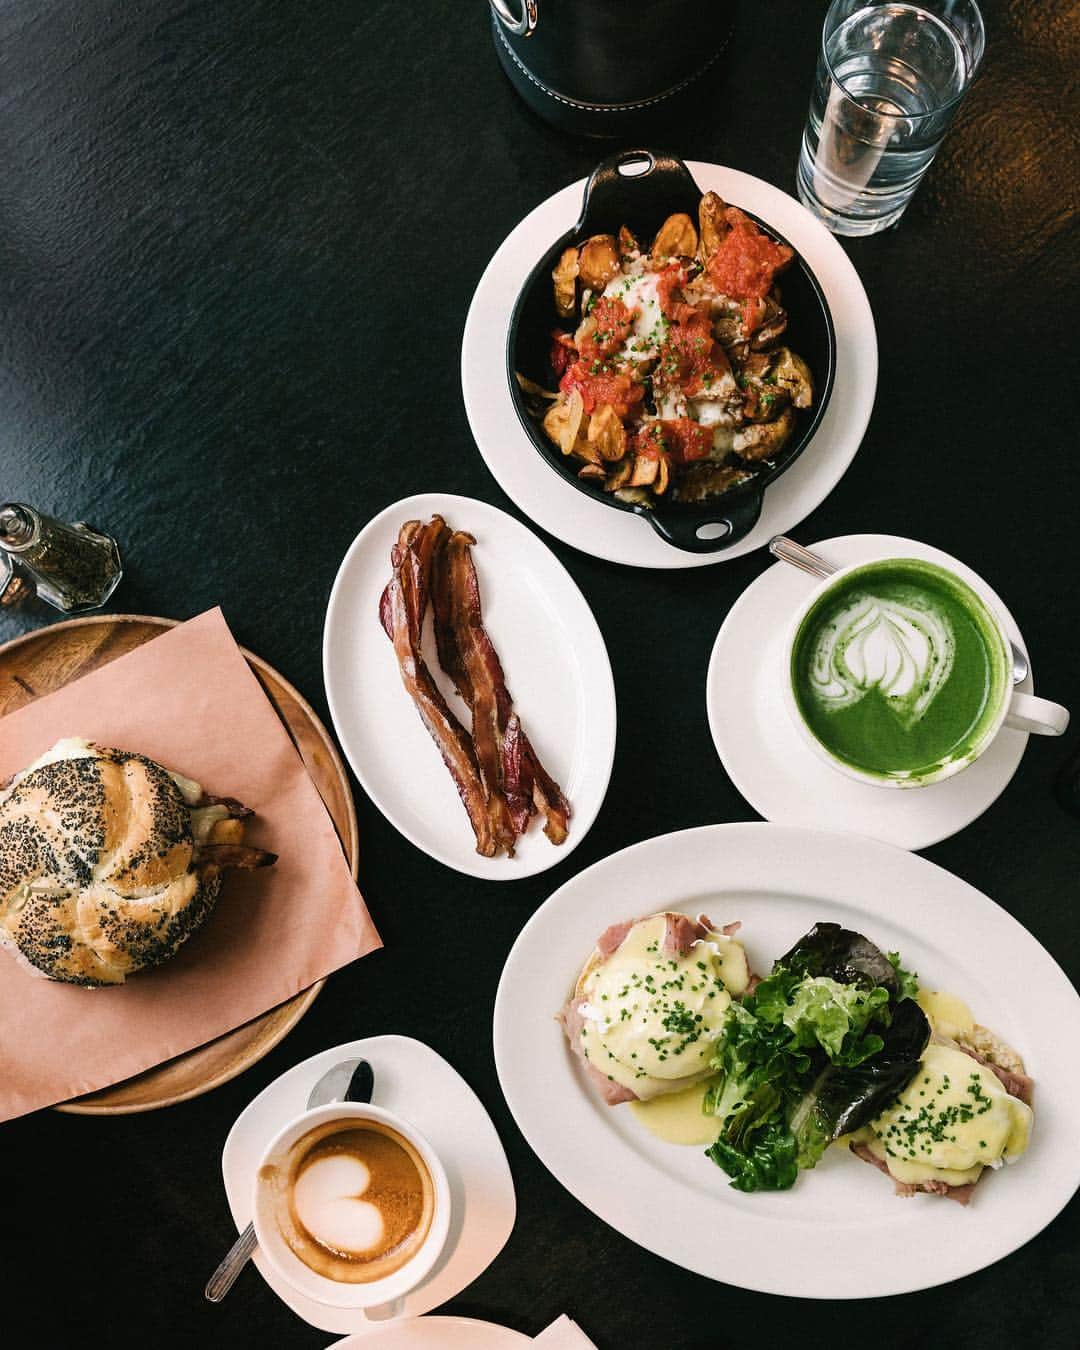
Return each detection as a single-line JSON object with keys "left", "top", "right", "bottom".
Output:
{"left": 782, "top": 555, "right": 1069, "bottom": 789}
{"left": 252, "top": 1101, "right": 451, "bottom": 1321}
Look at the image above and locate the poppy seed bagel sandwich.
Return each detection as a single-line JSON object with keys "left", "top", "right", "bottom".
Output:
{"left": 0, "top": 737, "right": 276, "bottom": 986}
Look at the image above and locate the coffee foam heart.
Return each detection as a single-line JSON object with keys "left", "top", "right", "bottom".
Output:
{"left": 292, "top": 1154, "right": 384, "bottom": 1254}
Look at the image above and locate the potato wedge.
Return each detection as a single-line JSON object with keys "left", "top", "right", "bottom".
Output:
{"left": 578, "top": 234, "right": 621, "bottom": 291}
{"left": 542, "top": 388, "right": 585, "bottom": 455}
{"left": 628, "top": 454, "right": 660, "bottom": 488}
{"left": 618, "top": 224, "right": 640, "bottom": 260}
{"left": 652, "top": 212, "right": 698, "bottom": 260}
{"left": 698, "top": 191, "right": 728, "bottom": 263}
{"left": 734, "top": 405, "right": 796, "bottom": 462}
{"left": 654, "top": 454, "right": 671, "bottom": 494}
{"left": 604, "top": 457, "right": 635, "bottom": 491}
{"left": 586, "top": 404, "right": 627, "bottom": 462}
{"left": 770, "top": 348, "right": 814, "bottom": 408}
{"left": 552, "top": 247, "right": 579, "bottom": 319}
{"left": 578, "top": 463, "right": 607, "bottom": 482}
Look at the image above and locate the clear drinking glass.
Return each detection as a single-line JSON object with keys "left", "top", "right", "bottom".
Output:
{"left": 796, "top": 0, "right": 985, "bottom": 236}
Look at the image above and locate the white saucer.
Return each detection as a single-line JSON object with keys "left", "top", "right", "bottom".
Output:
{"left": 461, "top": 162, "right": 877, "bottom": 568}
{"left": 706, "top": 534, "right": 1033, "bottom": 850}
{"left": 221, "top": 1037, "right": 516, "bottom": 1335}
{"left": 328, "top": 1317, "right": 531, "bottom": 1348}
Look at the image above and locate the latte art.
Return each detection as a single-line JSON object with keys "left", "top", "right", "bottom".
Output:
{"left": 790, "top": 559, "right": 1009, "bottom": 783}
{"left": 293, "top": 1154, "right": 384, "bottom": 1256}
{"left": 807, "top": 592, "right": 954, "bottom": 728}
{"left": 262, "top": 1118, "right": 436, "bottom": 1285}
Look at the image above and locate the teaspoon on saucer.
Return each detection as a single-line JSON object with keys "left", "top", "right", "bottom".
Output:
{"left": 767, "top": 536, "right": 1030, "bottom": 685}
{"left": 204, "top": 1058, "right": 374, "bottom": 1303}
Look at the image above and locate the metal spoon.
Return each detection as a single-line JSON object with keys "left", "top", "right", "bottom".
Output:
{"left": 767, "top": 536, "right": 1030, "bottom": 685}
{"left": 204, "top": 1058, "right": 375, "bottom": 1303}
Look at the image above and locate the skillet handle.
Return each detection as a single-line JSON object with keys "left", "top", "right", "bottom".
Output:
{"left": 576, "top": 149, "right": 703, "bottom": 235}
{"left": 490, "top": 0, "right": 538, "bottom": 37}
{"left": 645, "top": 488, "right": 765, "bottom": 553}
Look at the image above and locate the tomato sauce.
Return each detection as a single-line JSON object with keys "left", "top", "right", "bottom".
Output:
{"left": 707, "top": 218, "right": 792, "bottom": 306}
{"left": 559, "top": 360, "right": 644, "bottom": 418}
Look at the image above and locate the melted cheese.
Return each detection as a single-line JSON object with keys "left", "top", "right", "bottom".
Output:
{"left": 630, "top": 1078, "right": 724, "bottom": 1145}
{"left": 867, "top": 1044, "right": 1032, "bottom": 1186}
{"left": 578, "top": 915, "right": 743, "bottom": 1100}
{"left": 601, "top": 267, "right": 669, "bottom": 365}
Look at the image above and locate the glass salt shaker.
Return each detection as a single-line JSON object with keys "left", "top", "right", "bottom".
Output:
{"left": 0, "top": 503, "right": 123, "bottom": 613}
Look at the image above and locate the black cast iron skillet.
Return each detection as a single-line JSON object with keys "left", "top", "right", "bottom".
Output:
{"left": 506, "top": 149, "right": 837, "bottom": 553}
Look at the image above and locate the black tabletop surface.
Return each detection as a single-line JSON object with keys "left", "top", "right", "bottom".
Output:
{"left": 3, "top": 2, "right": 1078, "bottom": 1346}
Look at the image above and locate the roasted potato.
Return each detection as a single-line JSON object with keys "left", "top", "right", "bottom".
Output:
{"left": 652, "top": 212, "right": 698, "bottom": 260}
{"left": 770, "top": 348, "right": 814, "bottom": 408}
{"left": 698, "top": 192, "right": 729, "bottom": 263}
{"left": 618, "top": 224, "right": 640, "bottom": 260}
{"left": 552, "top": 247, "right": 579, "bottom": 319}
{"left": 734, "top": 405, "right": 796, "bottom": 462}
{"left": 542, "top": 389, "right": 585, "bottom": 456}
{"left": 628, "top": 454, "right": 660, "bottom": 488}
{"left": 586, "top": 404, "right": 627, "bottom": 462}
{"left": 577, "top": 234, "right": 621, "bottom": 291}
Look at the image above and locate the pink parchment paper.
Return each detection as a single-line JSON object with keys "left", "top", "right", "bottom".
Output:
{"left": 0, "top": 608, "right": 381, "bottom": 1120}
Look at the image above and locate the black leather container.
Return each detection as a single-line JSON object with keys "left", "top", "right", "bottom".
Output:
{"left": 490, "top": 0, "right": 737, "bottom": 137}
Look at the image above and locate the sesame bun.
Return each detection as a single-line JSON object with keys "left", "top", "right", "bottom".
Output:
{"left": 0, "top": 738, "right": 274, "bottom": 986}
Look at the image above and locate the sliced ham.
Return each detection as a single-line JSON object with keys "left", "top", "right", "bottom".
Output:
{"left": 957, "top": 1043, "right": 1034, "bottom": 1107}
{"left": 850, "top": 1142, "right": 976, "bottom": 1205}
{"left": 596, "top": 920, "right": 633, "bottom": 957}
{"left": 558, "top": 997, "right": 638, "bottom": 1105}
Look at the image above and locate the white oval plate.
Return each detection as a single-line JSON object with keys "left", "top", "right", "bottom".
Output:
{"left": 324, "top": 494, "right": 615, "bottom": 879}
{"left": 462, "top": 162, "right": 877, "bottom": 568}
{"left": 493, "top": 823, "right": 1080, "bottom": 1298}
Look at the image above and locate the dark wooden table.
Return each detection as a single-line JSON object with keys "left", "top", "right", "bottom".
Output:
{"left": 3, "top": 2, "right": 1078, "bottom": 1346}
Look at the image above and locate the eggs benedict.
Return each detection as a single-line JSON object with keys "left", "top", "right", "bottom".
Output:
{"left": 559, "top": 912, "right": 751, "bottom": 1106}
{"left": 850, "top": 989, "right": 1033, "bottom": 1202}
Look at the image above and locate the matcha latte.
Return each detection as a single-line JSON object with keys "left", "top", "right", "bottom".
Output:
{"left": 789, "top": 559, "right": 1010, "bottom": 784}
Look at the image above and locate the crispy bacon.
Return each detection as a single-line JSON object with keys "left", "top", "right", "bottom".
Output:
{"left": 380, "top": 515, "right": 570, "bottom": 856}
{"left": 431, "top": 526, "right": 570, "bottom": 849}
{"left": 196, "top": 794, "right": 253, "bottom": 819}
{"left": 381, "top": 518, "right": 499, "bottom": 857}
{"left": 193, "top": 843, "right": 277, "bottom": 871}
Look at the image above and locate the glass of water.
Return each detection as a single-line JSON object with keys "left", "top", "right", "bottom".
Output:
{"left": 796, "top": 0, "right": 985, "bottom": 236}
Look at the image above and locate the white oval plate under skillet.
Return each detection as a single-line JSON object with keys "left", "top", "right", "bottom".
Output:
{"left": 707, "top": 534, "right": 1032, "bottom": 851}
{"left": 493, "top": 823, "right": 1080, "bottom": 1299}
{"left": 324, "top": 494, "right": 615, "bottom": 879}
{"left": 461, "top": 162, "right": 877, "bottom": 568}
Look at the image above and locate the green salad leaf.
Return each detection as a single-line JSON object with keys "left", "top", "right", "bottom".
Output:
{"left": 702, "top": 924, "right": 929, "bottom": 1193}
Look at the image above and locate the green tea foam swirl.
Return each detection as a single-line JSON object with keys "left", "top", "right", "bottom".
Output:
{"left": 806, "top": 592, "right": 955, "bottom": 729}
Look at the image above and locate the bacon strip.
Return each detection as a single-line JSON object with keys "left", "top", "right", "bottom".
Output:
{"left": 433, "top": 528, "right": 518, "bottom": 855}
{"left": 430, "top": 524, "right": 570, "bottom": 849}
{"left": 193, "top": 843, "right": 277, "bottom": 871}
{"left": 380, "top": 518, "right": 499, "bottom": 857}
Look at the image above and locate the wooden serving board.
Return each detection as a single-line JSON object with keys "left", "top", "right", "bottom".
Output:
{"left": 0, "top": 614, "right": 359, "bottom": 1115}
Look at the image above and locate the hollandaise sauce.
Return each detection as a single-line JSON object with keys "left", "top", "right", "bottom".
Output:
{"left": 865, "top": 1043, "right": 1032, "bottom": 1186}
{"left": 578, "top": 914, "right": 748, "bottom": 1102}
{"left": 630, "top": 1079, "right": 725, "bottom": 1145}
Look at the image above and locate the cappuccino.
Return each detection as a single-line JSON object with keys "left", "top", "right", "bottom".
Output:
{"left": 261, "top": 1118, "right": 436, "bottom": 1284}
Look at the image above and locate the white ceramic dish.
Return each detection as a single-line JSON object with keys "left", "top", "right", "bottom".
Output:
{"left": 222, "top": 1037, "right": 516, "bottom": 1334}
{"left": 323, "top": 493, "right": 615, "bottom": 879}
{"left": 328, "top": 1317, "right": 531, "bottom": 1348}
{"left": 707, "top": 535, "right": 1032, "bottom": 850}
{"left": 461, "top": 162, "right": 877, "bottom": 568}
{"left": 493, "top": 823, "right": 1080, "bottom": 1299}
